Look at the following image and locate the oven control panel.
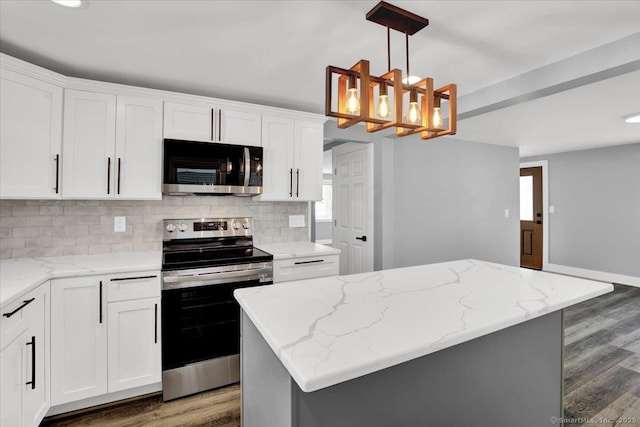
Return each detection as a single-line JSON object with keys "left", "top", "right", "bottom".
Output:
{"left": 163, "top": 217, "right": 252, "bottom": 240}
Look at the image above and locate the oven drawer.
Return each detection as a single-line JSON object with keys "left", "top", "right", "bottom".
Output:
{"left": 106, "top": 271, "right": 161, "bottom": 302}
{"left": 273, "top": 255, "right": 339, "bottom": 283}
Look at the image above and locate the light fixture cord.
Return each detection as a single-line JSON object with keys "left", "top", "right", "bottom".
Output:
{"left": 387, "top": 23, "right": 391, "bottom": 72}
{"left": 405, "top": 30, "right": 410, "bottom": 78}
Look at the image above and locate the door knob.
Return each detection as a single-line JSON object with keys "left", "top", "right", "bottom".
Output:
{"left": 356, "top": 236, "right": 367, "bottom": 242}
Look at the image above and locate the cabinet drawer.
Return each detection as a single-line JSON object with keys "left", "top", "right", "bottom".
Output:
{"left": 273, "top": 255, "right": 339, "bottom": 283}
{"left": 106, "top": 271, "right": 160, "bottom": 302}
{"left": 0, "top": 283, "right": 45, "bottom": 352}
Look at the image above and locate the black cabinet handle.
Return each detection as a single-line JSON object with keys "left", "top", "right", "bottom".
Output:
{"left": 296, "top": 169, "right": 300, "bottom": 197}
{"left": 356, "top": 236, "right": 367, "bottom": 242}
{"left": 107, "top": 157, "right": 111, "bottom": 195}
{"left": 99, "top": 281, "right": 103, "bottom": 324}
{"left": 211, "top": 108, "right": 216, "bottom": 141}
{"left": 289, "top": 168, "right": 293, "bottom": 197}
{"left": 154, "top": 303, "right": 158, "bottom": 344}
{"left": 25, "top": 336, "right": 35, "bottom": 390}
{"left": 218, "top": 109, "right": 222, "bottom": 142}
{"left": 117, "top": 157, "right": 121, "bottom": 195}
{"left": 2, "top": 298, "right": 35, "bottom": 318}
{"left": 294, "top": 259, "right": 324, "bottom": 265}
{"left": 110, "top": 275, "right": 157, "bottom": 282}
{"left": 54, "top": 154, "right": 60, "bottom": 194}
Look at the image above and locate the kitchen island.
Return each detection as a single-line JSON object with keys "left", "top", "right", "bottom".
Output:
{"left": 234, "top": 259, "right": 613, "bottom": 427}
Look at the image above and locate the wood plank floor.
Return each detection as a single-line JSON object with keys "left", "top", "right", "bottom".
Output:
{"left": 43, "top": 284, "right": 640, "bottom": 427}
{"left": 563, "top": 283, "right": 640, "bottom": 426}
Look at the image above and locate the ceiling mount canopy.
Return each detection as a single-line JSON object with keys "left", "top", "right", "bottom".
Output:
{"left": 325, "top": 1, "right": 457, "bottom": 140}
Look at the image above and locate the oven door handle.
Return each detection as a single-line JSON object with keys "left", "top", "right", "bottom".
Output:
{"left": 162, "top": 267, "right": 272, "bottom": 290}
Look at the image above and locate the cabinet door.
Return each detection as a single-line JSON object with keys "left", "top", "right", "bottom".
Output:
{"left": 22, "top": 284, "right": 49, "bottom": 427}
{"left": 294, "top": 120, "right": 323, "bottom": 201}
{"left": 0, "top": 69, "right": 63, "bottom": 199}
{"left": 62, "top": 89, "right": 116, "bottom": 199}
{"left": 218, "top": 108, "right": 261, "bottom": 146}
{"left": 0, "top": 328, "right": 28, "bottom": 427}
{"left": 257, "top": 115, "right": 295, "bottom": 201}
{"left": 163, "top": 102, "right": 213, "bottom": 142}
{"left": 107, "top": 298, "right": 161, "bottom": 392}
{"left": 115, "top": 96, "right": 163, "bottom": 199}
{"left": 51, "top": 277, "right": 107, "bottom": 405}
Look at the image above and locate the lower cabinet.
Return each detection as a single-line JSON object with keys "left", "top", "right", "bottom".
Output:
{"left": 0, "top": 282, "right": 50, "bottom": 427}
{"left": 107, "top": 297, "right": 161, "bottom": 392}
{"left": 50, "top": 276, "right": 108, "bottom": 404}
{"left": 51, "top": 271, "right": 161, "bottom": 407}
{"left": 273, "top": 255, "right": 340, "bottom": 283}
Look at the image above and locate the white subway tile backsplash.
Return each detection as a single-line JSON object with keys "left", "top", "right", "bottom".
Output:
{"left": 0, "top": 197, "right": 308, "bottom": 259}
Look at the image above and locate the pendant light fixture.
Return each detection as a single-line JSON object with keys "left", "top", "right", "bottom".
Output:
{"left": 325, "top": 1, "right": 457, "bottom": 140}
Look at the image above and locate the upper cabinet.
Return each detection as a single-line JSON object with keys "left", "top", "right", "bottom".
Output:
{"left": 0, "top": 69, "right": 63, "bottom": 199}
{"left": 1, "top": 54, "right": 324, "bottom": 201}
{"left": 62, "top": 90, "right": 162, "bottom": 200}
{"left": 62, "top": 90, "right": 117, "bottom": 199}
{"left": 164, "top": 101, "right": 261, "bottom": 146}
{"left": 258, "top": 116, "right": 323, "bottom": 202}
{"left": 116, "top": 96, "right": 163, "bottom": 199}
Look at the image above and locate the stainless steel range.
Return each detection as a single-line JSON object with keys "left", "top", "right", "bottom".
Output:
{"left": 161, "top": 217, "right": 273, "bottom": 401}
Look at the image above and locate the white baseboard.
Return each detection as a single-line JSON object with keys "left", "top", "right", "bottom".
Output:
{"left": 46, "top": 382, "right": 162, "bottom": 416}
{"left": 546, "top": 264, "right": 640, "bottom": 288}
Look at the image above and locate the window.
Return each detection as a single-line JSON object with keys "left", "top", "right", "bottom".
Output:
{"left": 520, "top": 175, "right": 533, "bottom": 221}
{"left": 315, "top": 179, "right": 333, "bottom": 221}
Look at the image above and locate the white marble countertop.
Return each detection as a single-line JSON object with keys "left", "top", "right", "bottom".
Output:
{"left": 0, "top": 251, "right": 161, "bottom": 309}
{"left": 234, "top": 259, "right": 613, "bottom": 393}
{"left": 257, "top": 241, "right": 340, "bottom": 260}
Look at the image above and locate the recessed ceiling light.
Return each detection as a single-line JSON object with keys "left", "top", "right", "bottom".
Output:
{"left": 624, "top": 113, "right": 640, "bottom": 123}
{"left": 51, "top": 0, "right": 85, "bottom": 8}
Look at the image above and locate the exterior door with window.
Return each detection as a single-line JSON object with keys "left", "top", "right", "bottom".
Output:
{"left": 520, "top": 167, "right": 543, "bottom": 269}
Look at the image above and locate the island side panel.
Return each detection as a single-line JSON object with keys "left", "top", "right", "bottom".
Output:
{"left": 294, "top": 310, "right": 563, "bottom": 427}
{"left": 241, "top": 310, "right": 294, "bottom": 427}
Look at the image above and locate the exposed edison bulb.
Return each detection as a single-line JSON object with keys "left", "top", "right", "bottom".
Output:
{"left": 346, "top": 88, "right": 360, "bottom": 114}
{"left": 433, "top": 107, "right": 443, "bottom": 128}
{"left": 377, "top": 95, "right": 391, "bottom": 119}
{"left": 345, "top": 75, "right": 360, "bottom": 114}
{"left": 407, "top": 102, "right": 420, "bottom": 124}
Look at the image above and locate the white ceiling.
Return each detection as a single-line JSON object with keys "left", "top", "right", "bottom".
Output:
{"left": 457, "top": 70, "right": 640, "bottom": 157}
{"left": 1, "top": 0, "right": 639, "bottom": 156}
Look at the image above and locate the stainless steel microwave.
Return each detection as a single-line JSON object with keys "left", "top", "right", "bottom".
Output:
{"left": 162, "top": 139, "right": 263, "bottom": 196}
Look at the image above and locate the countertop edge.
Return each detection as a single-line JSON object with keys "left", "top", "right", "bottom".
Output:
{"left": 1, "top": 254, "right": 161, "bottom": 310}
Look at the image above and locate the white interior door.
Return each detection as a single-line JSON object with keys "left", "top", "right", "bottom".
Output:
{"left": 333, "top": 143, "right": 374, "bottom": 275}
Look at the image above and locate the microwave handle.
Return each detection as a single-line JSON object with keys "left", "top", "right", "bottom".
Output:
{"left": 243, "top": 147, "right": 250, "bottom": 187}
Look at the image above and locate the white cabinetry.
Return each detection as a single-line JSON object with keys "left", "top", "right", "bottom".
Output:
{"left": 107, "top": 298, "right": 161, "bottom": 392}
{"left": 273, "top": 255, "right": 340, "bottom": 283}
{"left": 50, "top": 276, "right": 108, "bottom": 404}
{"left": 62, "top": 90, "right": 116, "bottom": 199}
{"left": 51, "top": 271, "right": 161, "bottom": 406}
{"left": 294, "top": 121, "right": 323, "bottom": 201}
{"left": 0, "top": 282, "right": 50, "bottom": 427}
{"left": 164, "top": 101, "right": 261, "bottom": 146}
{"left": 62, "top": 90, "right": 162, "bottom": 200}
{"left": 115, "top": 96, "right": 163, "bottom": 199}
{"left": 106, "top": 273, "right": 161, "bottom": 392}
{"left": 259, "top": 116, "right": 323, "bottom": 201}
{"left": 0, "top": 69, "right": 63, "bottom": 199}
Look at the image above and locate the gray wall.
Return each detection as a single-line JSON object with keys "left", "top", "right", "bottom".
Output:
{"left": 390, "top": 137, "right": 520, "bottom": 268}
{"left": 327, "top": 120, "right": 520, "bottom": 271}
{"left": 522, "top": 143, "right": 640, "bottom": 277}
